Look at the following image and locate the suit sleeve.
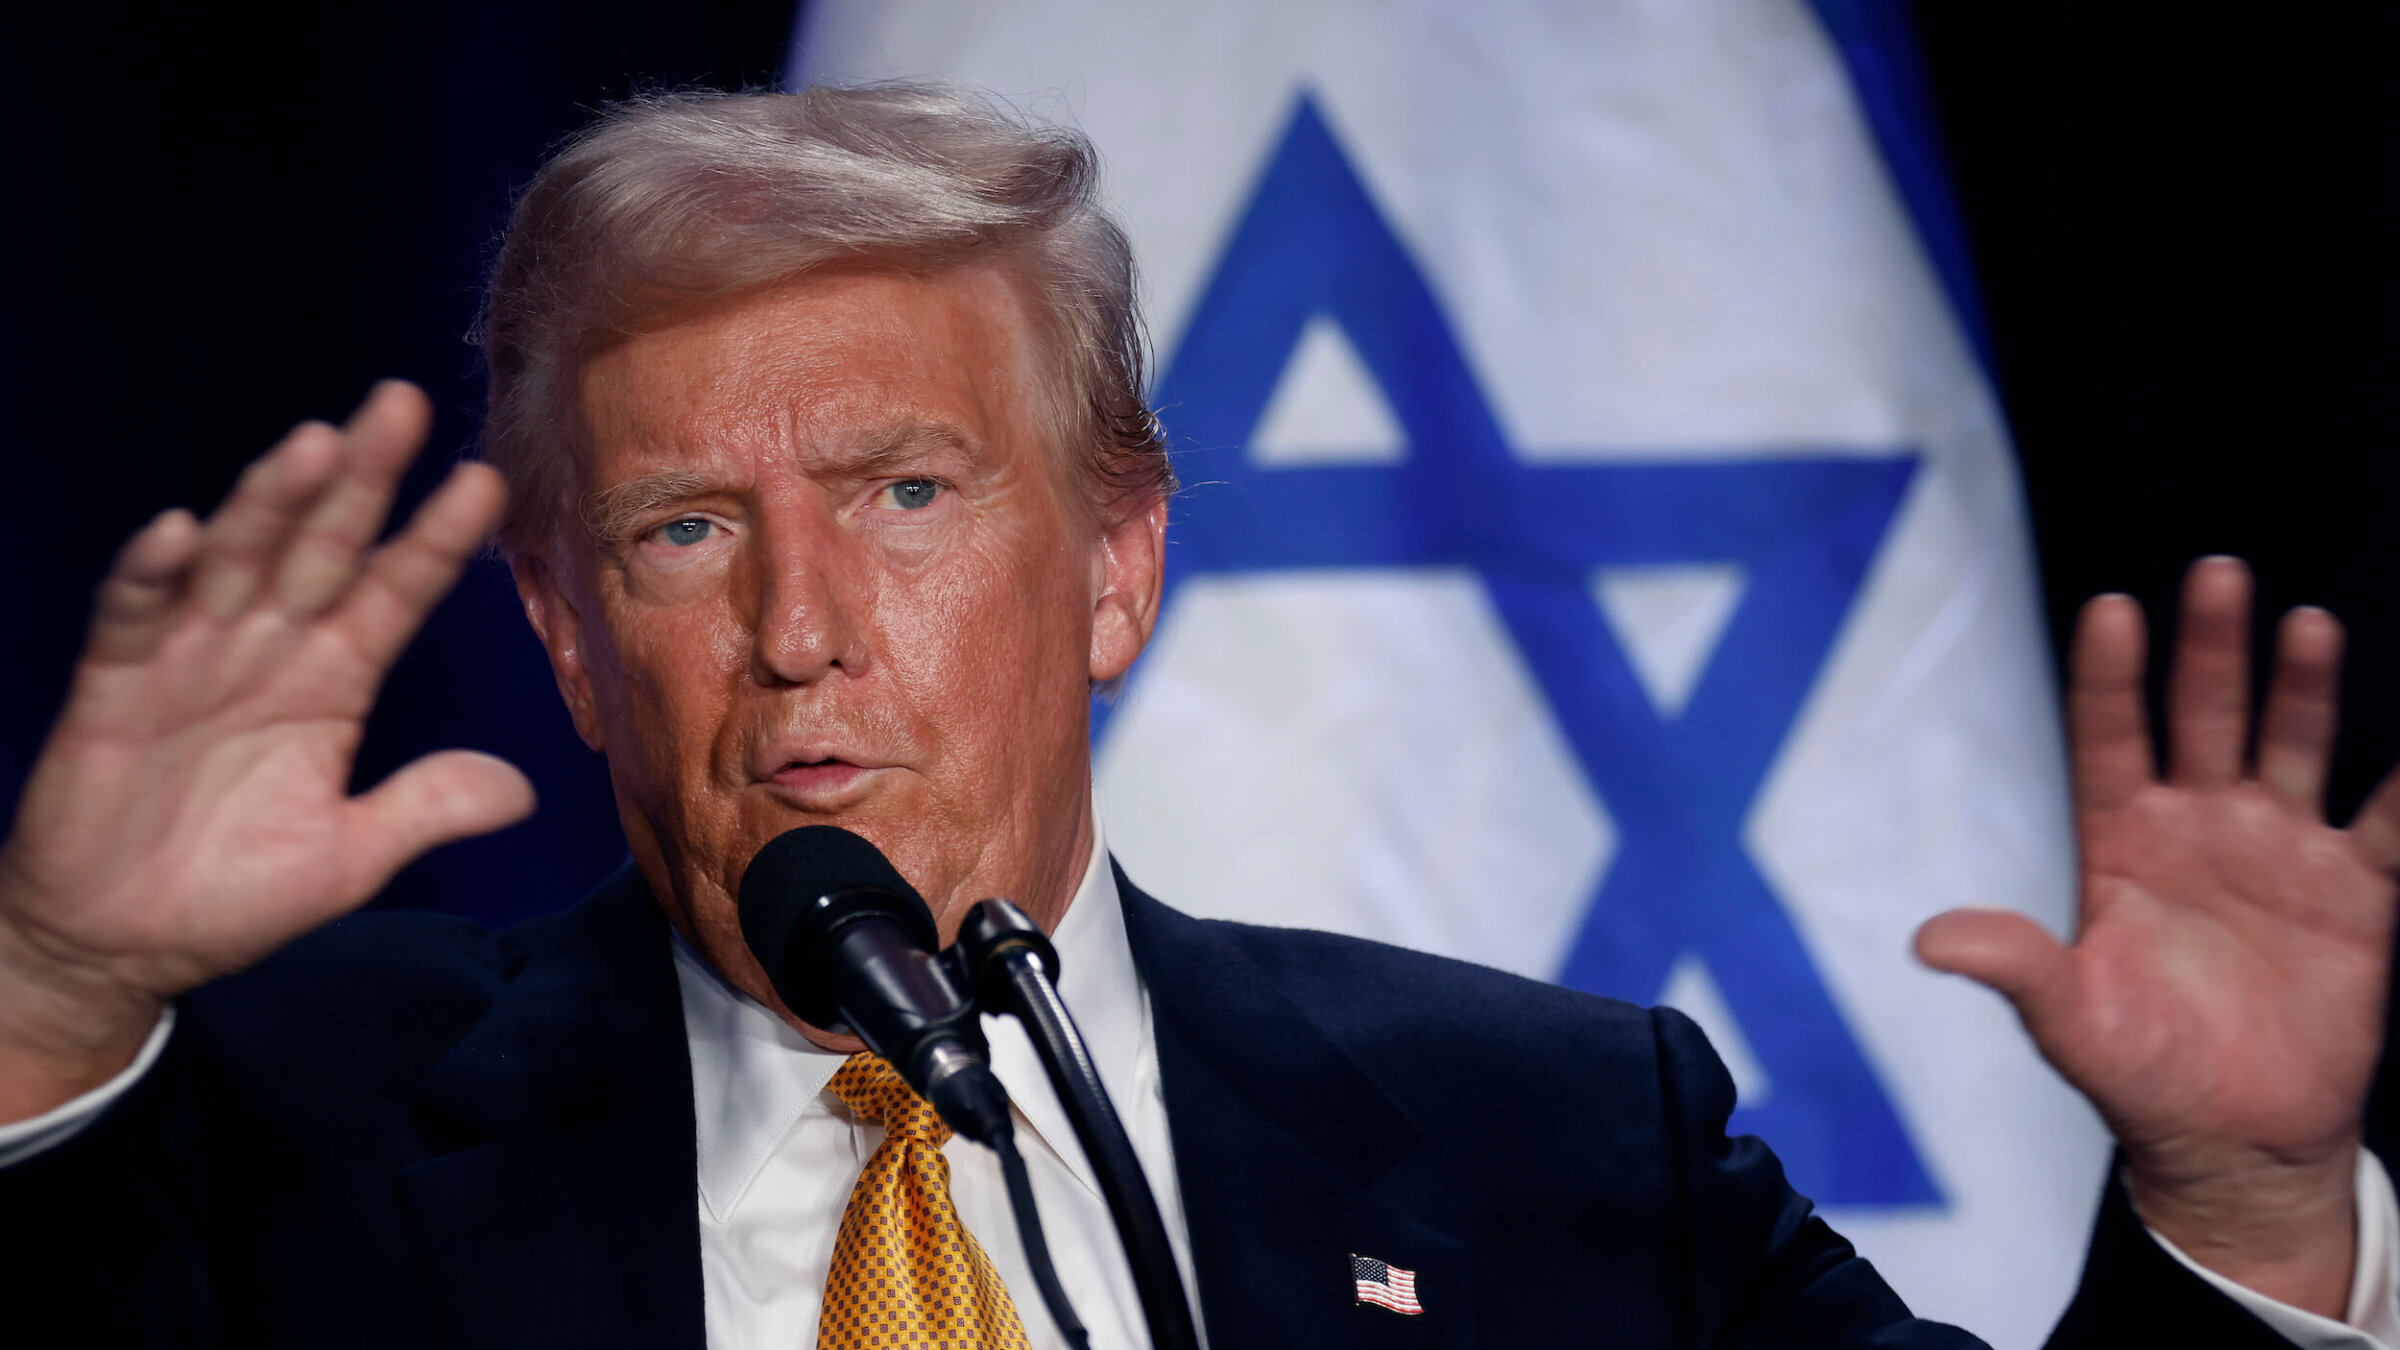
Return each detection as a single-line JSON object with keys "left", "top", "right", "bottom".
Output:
{"left": 1650, "top": 1004, "right": 1984, "bottom": 1348}
{"left": 0, "top": 1017, "right": 221, "bottom": 1346}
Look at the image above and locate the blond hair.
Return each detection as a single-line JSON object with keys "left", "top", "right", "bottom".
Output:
{"left": 476, "top": 83, "right": 1173, "bottom": 555}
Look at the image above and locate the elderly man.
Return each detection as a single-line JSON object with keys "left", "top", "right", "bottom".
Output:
{"left": 2, "top": 85, "right": 2396, "bottom": 1348}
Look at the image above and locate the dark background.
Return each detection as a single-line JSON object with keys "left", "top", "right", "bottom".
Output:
{"left": 5, "top": 8, "right": 2395, "bottom": 1119}
{"left": 1912, "top": 8, "right": 2400, "bottom": 1129}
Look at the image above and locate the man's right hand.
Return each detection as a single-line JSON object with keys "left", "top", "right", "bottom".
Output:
{"left": 0, "top": 382, "right": 536, "bottom": 1123}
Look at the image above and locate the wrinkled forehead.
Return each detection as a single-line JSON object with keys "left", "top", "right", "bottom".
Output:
{"left": 571, "top": 261, "right": 1064, "bottom": 481}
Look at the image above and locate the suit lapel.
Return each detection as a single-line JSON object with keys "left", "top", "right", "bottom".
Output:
{"left": 1119, "top": 866, "right": 1475, "bottom": 1350}
{"left": 394, "top": 868, "right": 704, "bottom": 1350}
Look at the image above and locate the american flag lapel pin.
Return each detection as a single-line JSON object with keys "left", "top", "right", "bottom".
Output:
{"left": 1351, "top": 1253, "right": 1423, "bottom": 1316}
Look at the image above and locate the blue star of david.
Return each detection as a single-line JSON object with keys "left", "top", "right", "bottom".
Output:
{"left": 1099, "top": 95, "right": 1936, "bottom": 1207}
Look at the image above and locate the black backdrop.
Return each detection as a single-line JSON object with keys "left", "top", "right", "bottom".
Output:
{"left": 6, "top": 7, "right": 2397, "bottom": 1124}
{"left": 1913, "top": 9, "right": 2400, "bottom": 1130}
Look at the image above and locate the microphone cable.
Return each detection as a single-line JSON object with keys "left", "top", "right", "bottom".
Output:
{"left": 992, "top": 1128, "right": 1092, "bottom": 1350}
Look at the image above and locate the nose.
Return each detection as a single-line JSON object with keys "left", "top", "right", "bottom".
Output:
{"left": 749, "top": 503, "right": 868, "bottom": 686}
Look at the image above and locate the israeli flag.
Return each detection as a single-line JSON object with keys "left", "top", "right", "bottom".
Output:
{"left": 796, "top": 2, "right": 2109, "bottom": 1342}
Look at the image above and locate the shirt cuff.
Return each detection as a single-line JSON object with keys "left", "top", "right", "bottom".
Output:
{"left": 2147, "top": 1147, "right": 2400, "bottom": 1350}
{"left": 0, "top": 1006, "right": 175, "bottom": 1169}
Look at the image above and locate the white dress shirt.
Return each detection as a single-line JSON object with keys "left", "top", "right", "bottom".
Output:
{"left": 4, "top": 817, "right": 2397, "bottom": 1348}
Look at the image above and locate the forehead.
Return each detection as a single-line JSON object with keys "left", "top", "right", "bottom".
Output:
{"left": 576, "top": 262, "right": 1054, "bottom": 479}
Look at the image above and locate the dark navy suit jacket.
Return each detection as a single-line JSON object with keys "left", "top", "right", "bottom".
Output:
{"left": 0, "top": 865, "right": 2302, "bottom": 1347}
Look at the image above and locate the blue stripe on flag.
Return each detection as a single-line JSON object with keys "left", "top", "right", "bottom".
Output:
{"left": 1804, "top": 0, "right": 1995, "bottom": 375}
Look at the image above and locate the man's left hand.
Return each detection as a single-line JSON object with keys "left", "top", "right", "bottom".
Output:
{"left": 1919, "top": 555, "right": 2400, "bottom": 1317}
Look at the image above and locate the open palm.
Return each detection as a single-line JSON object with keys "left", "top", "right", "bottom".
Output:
{"left": 0, "top": 383, "right": 534, "bottom": 1113}
{"left": 1920, "top": 557, "right": 2400, "bottom": 1310}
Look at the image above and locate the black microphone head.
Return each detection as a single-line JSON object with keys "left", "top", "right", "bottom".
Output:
{"left": 738, "top": 826, "right": 938, "bottom": 1027}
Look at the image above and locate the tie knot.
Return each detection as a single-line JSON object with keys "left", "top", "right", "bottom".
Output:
{"left": 827, "top": 1052, "right": 951, "bottom": 1146}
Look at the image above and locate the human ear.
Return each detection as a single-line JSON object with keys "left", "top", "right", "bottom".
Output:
{"left": 1089, "top": 494, "right": 1167, "bottom": 684}
{"left": 512, "top": 550, "right": 607, "bottom": 752}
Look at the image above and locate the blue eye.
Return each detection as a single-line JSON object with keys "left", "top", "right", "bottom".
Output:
{"left": 656, "top": 518, "right": 714, "bottom": 547}
{"left": 888, "top": 480, "right": 941, "bottom": 511}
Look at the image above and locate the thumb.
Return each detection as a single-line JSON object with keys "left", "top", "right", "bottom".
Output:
{"left": 347, "top": 750, "right": 538, "bottom": 891}
{"left": 1915, "top": 906, "right": 2073, "bottom": 1018}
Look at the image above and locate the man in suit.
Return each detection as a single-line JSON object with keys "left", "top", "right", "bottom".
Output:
{"left": 3, "top": 84, "right": 2397, "bottom": 1347}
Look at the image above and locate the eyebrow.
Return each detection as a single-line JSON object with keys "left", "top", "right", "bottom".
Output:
{"left": 830, "top": 421, "right": 979, "bottom": 479}
{"left": 581, "top": 470, "right": 722, "bottom": 547}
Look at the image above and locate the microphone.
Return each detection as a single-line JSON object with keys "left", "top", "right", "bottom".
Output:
{"left": 737, "top": 826, "right": 1013, "bottom": 1148}
{"left": 737, "top": 827, "right": 1093, "bottom": 1349}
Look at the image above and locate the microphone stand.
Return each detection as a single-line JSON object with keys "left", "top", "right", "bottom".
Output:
{"left": 954, "top": 900, "right": 1203, "bottom": 1350}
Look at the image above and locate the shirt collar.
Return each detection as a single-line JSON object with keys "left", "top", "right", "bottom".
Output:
{"left": 675, "top": 809, "right": 1146, "bottom": 1221}
{"left": 675, "top": 924, "right": 846, "bottom": 1223}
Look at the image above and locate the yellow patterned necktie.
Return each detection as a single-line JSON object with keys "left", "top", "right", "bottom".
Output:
{"left": 817, "top": 1052, "right": 1032, "bottom": 1350}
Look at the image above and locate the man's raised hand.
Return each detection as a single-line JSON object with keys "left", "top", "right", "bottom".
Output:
{"left": 0, "top": 382, "right": 535, "bottom": 1121}
{"left": 1918, "top": 556, "right": 2400, "bottom": 1316}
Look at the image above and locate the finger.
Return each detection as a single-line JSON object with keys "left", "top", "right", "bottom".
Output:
{"left": 2069, "top": 593, "right": 2156, "bottom": 811}
{"left": 273, "top": 381, "right": 435, "bottom": 616}
{"left": 86, "top": 508, "right": 203, "bottom": 664}
{"left": 2255, "top": 606, "right": 2344, "bottom": 812}
{"left": 2166, "top": 556, "right": 2253, "bottom": 789}
{"left": 344, "top": 750, "right": 537, "bottom": 894}
{"left": 1915, "top": 906, "right": 2075, "bottom": 1021}
{"left": 190, "top": 422, "right": 346, "bottom": 619}
{"left": 334, "top": 461, "right": 507, "bottom": 670}
{"left": 2349, "top": 763, "right": 2400, "bottom": 876}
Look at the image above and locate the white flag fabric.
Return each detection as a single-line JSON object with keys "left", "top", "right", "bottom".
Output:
{"left": 796, "top": 2, "right": 2109, "bottom": 1343}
